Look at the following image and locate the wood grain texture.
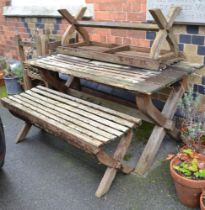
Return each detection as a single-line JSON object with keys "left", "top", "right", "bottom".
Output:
{"left": 77, "top": 21, "right": 159, "bottom": 31}
{"left": 1, "top": 86, "right": 140, "bottom": 147}
{"left": 58, "top": 8, "right": 90, "bottom": 43}
{"left": 135, "top": 77, "right": 188, "bottom": 175}
{"left": 56, "top": 7, "right": 182, "bottom": 70}
{"left": 95, "top": 130, "right": 133, "bottom": 198}
{"left": 59, "top": 7, "right": 87, "bottom": 46}
{"left": 1, "top": 97, "right": 101, "bottom": 154}
{"left": 1, "top": 85, "right": 140, "bottom": 197}
{"left": 26, "top": 54, "right": 195, "bottom": 94}
{"left": 150, "top": 6, "right": 181, "bottom": 59}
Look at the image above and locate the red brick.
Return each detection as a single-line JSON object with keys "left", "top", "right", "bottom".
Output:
{"left": 95, "top": 11, "right": 126, "bottom": 21}
{"left": 87, "top": 0, "right": 125, "bottom": 3}
{"left": 95, "top": 3, "right": 123, "bottom": 12}
{"left": 90, "top": 33, "right": 101, "bottom": 42}
{"left": 107, "top": 36, "right": 116, "bottom": 44}
{"left": 127, "top": 12, "right": 146, "bottom": 22}
{"left": 115, "top": 36, "right": 123, "bottom": 45}
{"left": 131, "top": 38, "right": 150, "bottom": 48}
{"left": 122, "top": 2, "right": 141, "bottom": 12}
{"left": 123, "top": 37, "right": 131, "bottom": 45}
{"left": 127, "top": 31, "right": 146, "bottom": 39}
{"left": 111, "top": 29, "right": 127, "bottom": 37}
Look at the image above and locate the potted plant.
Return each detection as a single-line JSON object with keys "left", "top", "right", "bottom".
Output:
{"left": 170, "top": 148, "right": 205, "bottom": 208}
{"left": 169, "top": 88, "right": 205, "bottom": 208}
{"left": 3, "top": 63, "right": 23, "bottom": 95}
{"left": 178, "top": 88, "right": 205, "bottom": 153}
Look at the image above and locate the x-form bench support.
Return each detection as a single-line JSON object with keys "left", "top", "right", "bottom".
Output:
{"left": 135, "top": 77, "right": 188, "bottom": 175}
{"left": 14, "top": 119, "right": 134, "bottom": 198}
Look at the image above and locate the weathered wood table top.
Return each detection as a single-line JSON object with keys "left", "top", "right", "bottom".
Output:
{"left": 26, "top": 54, "right": 199, "bottom": 95}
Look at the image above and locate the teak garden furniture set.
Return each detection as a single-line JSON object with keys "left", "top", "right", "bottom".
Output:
{"left": 0, "top": 6, "right": 203, "bottom": 197}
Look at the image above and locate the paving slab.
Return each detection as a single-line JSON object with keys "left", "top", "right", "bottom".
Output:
{"left": 0, "top": 107, "right": 198, "bottom": 210}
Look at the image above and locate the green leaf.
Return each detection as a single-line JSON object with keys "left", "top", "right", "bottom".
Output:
{"left": 173, "top": 165, "right": 180, "bottom": 171}
{"left": 182, "top": 148, "right": 193, "bottom": 156}
{"left": 194, "top": 169, "right": 205, "bottom": 178}
{"left": 180, "top": 162, "right": 189, "bottom": 169}
{"left": 188, "top": 165, "right": 198, "bottom": 172}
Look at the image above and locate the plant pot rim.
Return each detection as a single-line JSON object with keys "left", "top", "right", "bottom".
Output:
{"left": 170, "top": 155, "right": 205, "bottom": 188}
{"left": 3, "top": 75, "right": 17, "bottom": 80}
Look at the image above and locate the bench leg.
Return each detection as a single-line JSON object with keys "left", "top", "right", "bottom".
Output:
{"left": 65, "top": 76, "right": 81, "bottom": 90}
{"left": 95, "top": 130, "right": 133, "bottom": 198}
{"left": 23, "top": 69, "right": 33, "bottom": 90}
{"left": 16, "top": 122, "right": 32, "bottom": 144}
{"left": 135, "top": 78, "right": 187, "bottom": 175}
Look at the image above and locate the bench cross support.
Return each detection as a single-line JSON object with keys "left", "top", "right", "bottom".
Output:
{"left": 135, "top": 77, "right": 187, "bottom": 175}
{"left": 16, "top": 122, "right": 32, "bottom": 144}
{"left": 95, "top": 130, "right": 133, "bottom": 197}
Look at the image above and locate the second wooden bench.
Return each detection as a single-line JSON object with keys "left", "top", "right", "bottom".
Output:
{"left": 1, "top": 86, "right": 141, "bottom": 197}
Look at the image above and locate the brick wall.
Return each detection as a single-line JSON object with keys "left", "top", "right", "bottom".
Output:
{"left": 86, "top": 0, "right": 149, "bottom": 47}
{"left": 0, "top": 0, "right": 150, "bottom": 59}
{"left": 1, "top": 0, "right": 205, "bottom": 66}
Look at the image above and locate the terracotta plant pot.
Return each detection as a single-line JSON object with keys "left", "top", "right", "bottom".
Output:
{"left": 200, "top": 191, "right": 205, "bottom": 210}
{"left": 170, "top": 155, "right": 205, "bottom": 208}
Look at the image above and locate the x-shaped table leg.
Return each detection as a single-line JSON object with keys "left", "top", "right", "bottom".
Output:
{"left": 150, "top": 6, "right": 181, "bottom": 59}
{"left": 135, "top": 77, "right": 187, "bottom": 175}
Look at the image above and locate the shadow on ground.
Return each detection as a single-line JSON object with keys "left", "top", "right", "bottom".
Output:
{"left": 0, "top": 107, "right": 198, "bottom": 210}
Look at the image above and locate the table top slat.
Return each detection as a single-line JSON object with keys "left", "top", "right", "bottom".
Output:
{"left": 26, "top": 54, "right": 198, "bottom": 94}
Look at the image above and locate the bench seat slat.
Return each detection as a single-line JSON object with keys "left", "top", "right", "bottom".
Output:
{"left": 1, "top": 86, "right": 141, "bottom": 151}
{"left": 26, "top": 90, "right": 129, "bottom": 132}
{"left": 13, "top": 95, "right": 112, "bottom": 143}
{"left": 1, "top": 98, "right": 103, "bottom": 149}
{"left": 21, "top": 92, "right": 123, "bottom": 137}
{"left": 37, "top": 86, "right": 140, "bottom": 124}
{"left": 15, "top": 94, "right": 117, "bottom": 141}
{"left": 32, "top": 87, "right": 135, "bottom": 128}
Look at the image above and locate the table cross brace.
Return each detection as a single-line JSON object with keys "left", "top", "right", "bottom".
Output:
{"left": 58, "top": 7, "right": 90, "bottom": 46}
{"left": 135, "top": 77, "right": 188, "bottom": 175}
{"left": 150, "top": 6, "right": 181, "bottom": 59}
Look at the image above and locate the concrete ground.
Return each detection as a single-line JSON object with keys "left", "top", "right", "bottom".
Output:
{"left": 0, "top": 107, "right": 199, "bottom": 210}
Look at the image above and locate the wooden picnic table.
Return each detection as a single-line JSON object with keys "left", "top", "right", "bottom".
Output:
{"left": 25, "top": 53, "right": 201, "bottom": 175}
{"left": 5, "top": 5, "right": 203, "bottom": 197}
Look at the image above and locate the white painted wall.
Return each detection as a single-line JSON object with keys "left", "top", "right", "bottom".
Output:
{"left": 4, "top": 0, "right": 93, "bottom": 17}
{"left": 12, "top": 0, "right": 86, "bottom": 7}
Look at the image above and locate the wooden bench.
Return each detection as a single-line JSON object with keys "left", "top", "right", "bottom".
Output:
{"left": 57, "top": 6, "right": 183, "bottom": 70}
{"left": 1, "top": 85, "right": 141, "bottom": 197}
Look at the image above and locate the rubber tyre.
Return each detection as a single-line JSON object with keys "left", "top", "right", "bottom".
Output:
{"left": 0, "top": 117, "right": 5, "bottom": 168}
